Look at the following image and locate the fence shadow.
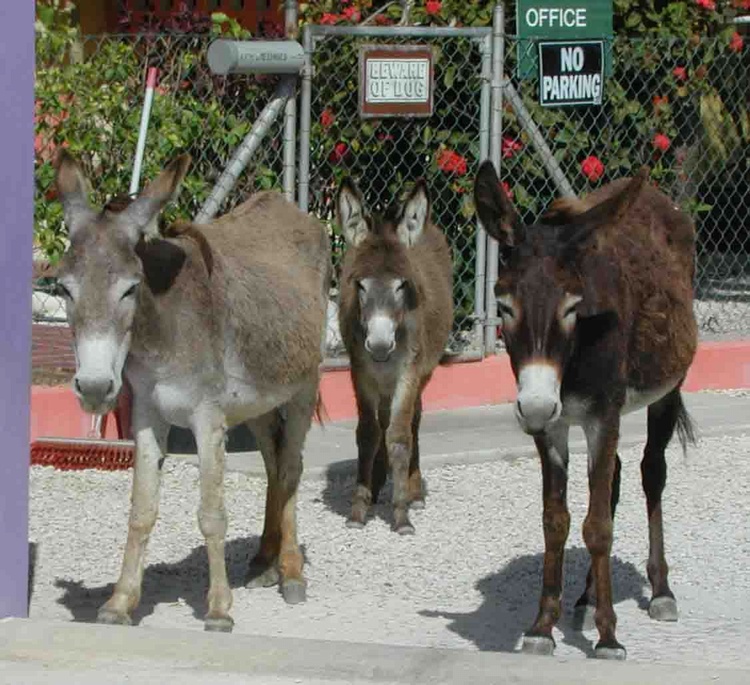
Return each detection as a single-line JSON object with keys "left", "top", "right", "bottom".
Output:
{"left": 55, "top": 535, "right": 272, "bottom": 625}
{"left": 420, "top": 547, "right": 649, "bottom": 657}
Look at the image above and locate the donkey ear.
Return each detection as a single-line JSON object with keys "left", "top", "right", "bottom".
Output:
{"left": 397, "top": 180, "right": 430, "bottom": 247}
{"left": 120, "top": 154, "right": 191, "bottom": 244}
{"left": 337, "top": 178, "right": 369, "bottom": 247}
{"left": 564, "top": 166, "right": 650, "bottom": 252}
{"left": 473, "top": 160, "right": 519, "bottom": 247}
{"left": 54, "top": 149, "right": 95, "bottom": 238}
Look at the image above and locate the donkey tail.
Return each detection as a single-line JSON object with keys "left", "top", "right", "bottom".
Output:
{"left": 675, "top": 392, "right": 697, "bottom": 456}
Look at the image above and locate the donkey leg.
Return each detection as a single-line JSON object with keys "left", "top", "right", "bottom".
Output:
{"left": 193, "top": 411, "right": 233, "bottom": 633}
{"left": 641, "top": 389, "right": 682, "bottom": 622}
{"left": 275, "top": 382, "right": 318, "bottom": 605}
{"left": 348, "top": 386, "right": 381, "bottom": 528}
{"left": 98, "top": 401, "right": 168, "bottom": 626}
{"left": 386, "top": 373, "right": 421, "bottom": 535}
{"left": 522, "top": 423, "right": 570, "bottom": 656}
{"left": 408, "top": 395, "right": 425, "bottom": 509}
{"left": 574, "top": 453, "right": 622, "bottom": 631}
{"left": 371, "top": 403, "right": 391, "bottom": 505}
{"left": 583, "top": 415, "right": 626, "bottom": 660}
{"left": 245, "top": 411, "right": 283, "bottom": 589}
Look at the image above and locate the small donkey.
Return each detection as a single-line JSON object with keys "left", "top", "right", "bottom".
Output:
{"left": 54, "top": 151, "right": 330, "bottom": 631}
{"left": 474, "top": 161, "right": 697, "bottom": 659}
{"left": 337, "top": 179, "right": 453, "bottom": 534}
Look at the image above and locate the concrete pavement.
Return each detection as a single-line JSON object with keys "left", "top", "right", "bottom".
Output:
{"left": 1, "top": 617, "right": 748, "bottom": 684}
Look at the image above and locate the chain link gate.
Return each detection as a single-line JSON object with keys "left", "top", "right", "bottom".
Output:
{"left": 298, "top": 23, "right": 495, "bottom": 362}
{"left": 33, "top": 7, "right": 750, "bottom": 378}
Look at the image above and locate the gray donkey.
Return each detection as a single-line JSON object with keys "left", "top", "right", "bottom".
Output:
{"left": 53, "top": 151, "right": 330, "bottom": 632}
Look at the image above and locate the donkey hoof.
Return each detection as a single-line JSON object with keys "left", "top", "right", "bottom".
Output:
{"left": 97, "top": 608, "right": 132, "bottom": 626}
{"left": 572, "top": 603, "right": 596, "bottom": 631}
{"left": 281, "top": 579, "right": 307, "bottom": 605}
{"left": 346, "top": 516, "right": 366, "bottom": 530}
{"left": 594, "top": 640, "right": 627, "bottom": 660}
{"left": 246, "top": 564, "right": 280, "bottom": 589}
{"left": 409, "top": 498, "right": 426, "bottom": 510}
{"left": 649, "top": 595, "right": 678, "bottom": 622}
{"left": 521, "top": 634, "right": 555, "bottom": 656}
{"left": 204, "top": 615, "right": 234, "bottom": 633}
{"left": 393, "top": 508, "right": 414, "bottom": 535}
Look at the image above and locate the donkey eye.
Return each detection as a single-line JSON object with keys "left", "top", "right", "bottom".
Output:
{"left": 356, "top": 281, "right": 366, "bottom": 293}
{"left": 56, "top": 282, "right": 73, "bottom": 300}
{"left": 121, "top": 284, "right": 139, "bottom": 300}
{"left": 563, "top": 303, "right": 578, "bottom": 319}
{"left": 396, "top": 280, "right": 407, "bottom": 292}
{"left": 497, "top": 301, "right": 515, "bottom": 319}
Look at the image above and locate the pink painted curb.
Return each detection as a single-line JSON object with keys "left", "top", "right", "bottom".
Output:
{"left": 29, "top": 340, "right": 750, "bottom": 441}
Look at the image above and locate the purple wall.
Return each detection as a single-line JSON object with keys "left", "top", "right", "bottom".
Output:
{"left": 0, "top": 3, "right": 34, "bottom": 618}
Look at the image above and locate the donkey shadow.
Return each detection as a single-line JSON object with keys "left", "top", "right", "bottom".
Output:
{"left": 55, "top": 535, "right": 294, "bottom": 625}
{"left": 421, "top": 547, "right": 649, "bottom": 657}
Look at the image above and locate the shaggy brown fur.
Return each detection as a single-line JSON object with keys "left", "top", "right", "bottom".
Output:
{"left": 474, "top": 161, "right": 698, "bottom": 660}
{"left": 337, "top": 180, "right": 453, "bottom": 534}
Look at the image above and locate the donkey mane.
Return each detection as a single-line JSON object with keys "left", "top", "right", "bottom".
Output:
{"left": 101, "top": 195, "right": 213, "bottom": 276}
{"left": 539, "top": 196, "right": 589, "bottom": 224}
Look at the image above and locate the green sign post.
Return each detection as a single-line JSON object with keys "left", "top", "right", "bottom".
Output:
{"left": 516, "top": 0, "right": 613, "bottom": 79}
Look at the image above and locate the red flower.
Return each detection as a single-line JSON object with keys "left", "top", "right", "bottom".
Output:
{"left": 581, "top": 155, "right": 604, "bottom": 182}
{"left": 733, "top": 0, "right": 750, "bottom": 9}
{"left": 320, "top": 13, "right": 340, "bottom": 25}
{"left": 436, "top": 149, "right": 467, "bottom": 176}
{"left": 501, "top": 136, "right": 523, "bottom": 159}
{"left": 329, "top": 142, "right": 349, "bottom": 164}
{"left": 373, "top": 13, "right": 393, "bottom": 25}
{"left": 320, "top": 108, "right": 335, "bottom": 129}
{"left": 672, "top": 66, "right": 687, "bottom": 81}
{"left": 342, "top": 6, "right": 361, "bottom": 22}
{"left": 501, "top": 181, "right": 513, "bottom": 200}
{"left": 653, "top": 133, "right": 671, "bottom": 152}
{"left": 652, "top": 95, "right": 669, "bottom": 113}
{"left": 426, "top": 0, "right": 442, "bottom": 15}
{"left": 695, "top": 0, "right": 716, "bottom": 9}
{"left": 729, "top": 31, "right": 744, "bottom": 53}
{"left": 377, "top": 132, "right": 394, "bottom": 142}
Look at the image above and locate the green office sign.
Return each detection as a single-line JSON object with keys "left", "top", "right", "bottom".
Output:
{"left": 516, "top": 0, "right": 613, "bottom": 79}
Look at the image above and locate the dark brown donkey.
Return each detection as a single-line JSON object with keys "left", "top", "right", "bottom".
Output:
{"left": 474, "top": 161, "right": 697, "bottom": 660}
{"left": 337, "top": 179, "right": 453, "bottom": 534}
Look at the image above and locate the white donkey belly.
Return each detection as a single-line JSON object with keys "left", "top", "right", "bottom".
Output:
{"left": 562, "top": 377, "right": 681, "bottom": 425}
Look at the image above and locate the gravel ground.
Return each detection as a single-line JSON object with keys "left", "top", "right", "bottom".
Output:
{"left": 29, "top": 432, "right": 750, "bottom": 668}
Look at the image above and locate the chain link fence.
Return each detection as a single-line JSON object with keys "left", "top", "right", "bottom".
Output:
{"left": 34, "top": 31, "right": 287, "bottom": 324}
{"left": 301, "top": 25, "right": 492, "bottom": 357}
{"left": 33, "top": 21, "right": 750, "bottom": 374}
{"left": 503, "top": 33, "right": 750, "bottom": 341}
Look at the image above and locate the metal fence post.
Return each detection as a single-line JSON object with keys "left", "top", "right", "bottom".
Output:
{"left": 283, "top": 0, "right": 298, "bottom": 203}
{"left": 475, "top": 33, "right": 491, "bottom": 357}
{"left": 297, "top": 24, "right": 313, "bottom": 213}
{"left": 484, "top": 1, "right": 504, "bottom": 355}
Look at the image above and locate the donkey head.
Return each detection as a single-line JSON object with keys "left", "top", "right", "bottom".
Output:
{"left": 337, "top": 178, "right": 430, "bottom": 363}
{"left": 54, "top": 150, "right": 190, "bottom": 414}
{"left": 474, "top": 161, "right": 648, "bottom": 435}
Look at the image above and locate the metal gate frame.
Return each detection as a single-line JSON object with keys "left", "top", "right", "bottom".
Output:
{"left": 298, "top": 20, "right": 496, "bottom": 361}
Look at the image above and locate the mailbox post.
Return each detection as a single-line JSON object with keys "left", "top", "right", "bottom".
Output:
{"left": 196, "top": 34, "right": 305, "bottom": 223}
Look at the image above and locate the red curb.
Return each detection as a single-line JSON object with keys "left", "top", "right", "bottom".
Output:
{"left": 29, "top": 340, "right": 750, "bottom": 441}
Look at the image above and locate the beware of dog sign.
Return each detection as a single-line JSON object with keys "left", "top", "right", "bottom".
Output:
{"left": 538, "top": 40, "right": 603, "bottom": 107}
{"left": 359, "top": 45, "right": 434, "bottom": 118}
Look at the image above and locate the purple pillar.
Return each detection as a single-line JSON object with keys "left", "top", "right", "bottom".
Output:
{"left": 0, "top": 3, "right": 33, "bottom": 618}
